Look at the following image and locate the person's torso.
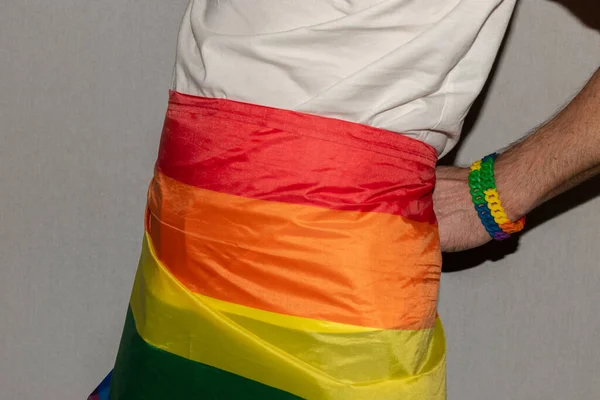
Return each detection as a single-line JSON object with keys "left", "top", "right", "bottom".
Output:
{"left": 172, "top": 0, "right": 517, "bottom": 156}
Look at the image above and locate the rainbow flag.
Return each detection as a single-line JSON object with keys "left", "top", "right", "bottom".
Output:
{"left": 91, "top": 91, "right": 446, "bottom": 399}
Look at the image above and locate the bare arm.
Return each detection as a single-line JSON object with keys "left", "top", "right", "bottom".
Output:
{"left": 496, "top": 67, "right": 600, "bottom": 220}
{"left": 435, "top": 68, "right": 600, "bottom": 252}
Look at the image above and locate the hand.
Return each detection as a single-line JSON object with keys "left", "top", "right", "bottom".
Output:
{"left": 433, "top": 166, "right": 491, "bottom": 252}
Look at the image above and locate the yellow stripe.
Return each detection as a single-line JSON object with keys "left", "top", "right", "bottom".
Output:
{"left": 130, "top": 233, "right": 446, "bottom": 399}
{"left": 200, "top": 289, "right": 377, "bottom": 334}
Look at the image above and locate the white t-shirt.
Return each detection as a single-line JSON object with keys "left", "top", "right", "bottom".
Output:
{"left": 172, "top": 0, "right": 517, "bottom": 156}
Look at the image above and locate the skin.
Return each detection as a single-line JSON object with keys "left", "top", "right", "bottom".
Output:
{"left": 434, "top": 67, "right": 600, "bottom": 252}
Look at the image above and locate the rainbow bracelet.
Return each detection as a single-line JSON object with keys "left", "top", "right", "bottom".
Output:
{"left": 469, "top": 154, "right": 526, "bottom": 241}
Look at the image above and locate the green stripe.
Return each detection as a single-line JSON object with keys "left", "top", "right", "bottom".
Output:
{"left": 109, "top": 308, "right": 301, "bottom": 400}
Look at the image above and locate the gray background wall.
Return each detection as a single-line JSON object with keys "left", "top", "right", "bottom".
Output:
{"left": 1, "top": 1, "right": 599, "bottom": 399}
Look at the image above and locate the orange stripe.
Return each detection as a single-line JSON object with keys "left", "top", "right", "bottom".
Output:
{"left": 147, "top": 171, "right": 441, "bottom": 329}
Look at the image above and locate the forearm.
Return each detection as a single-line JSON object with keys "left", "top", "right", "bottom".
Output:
{"left": 494, "top": 68, "right": 600, "bottom": 220}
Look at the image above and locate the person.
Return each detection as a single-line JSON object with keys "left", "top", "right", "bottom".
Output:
{"left": 88, "top": 1, "right": 599, "bottom": 399}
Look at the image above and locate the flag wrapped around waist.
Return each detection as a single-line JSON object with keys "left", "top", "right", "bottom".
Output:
{"left": 93, "top": 91, "right": 446, "bottom": 399}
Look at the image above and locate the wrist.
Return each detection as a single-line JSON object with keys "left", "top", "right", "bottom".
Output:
{"left": 493, "top": 153, "right": 539, "bottom": 221}
{"left": 467, "top": 154, "right": 527, "bottom": 241}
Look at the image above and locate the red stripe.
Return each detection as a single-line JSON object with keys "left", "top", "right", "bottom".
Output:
{"left": 156, "top": 91, "right": 438, "bottom": 224}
